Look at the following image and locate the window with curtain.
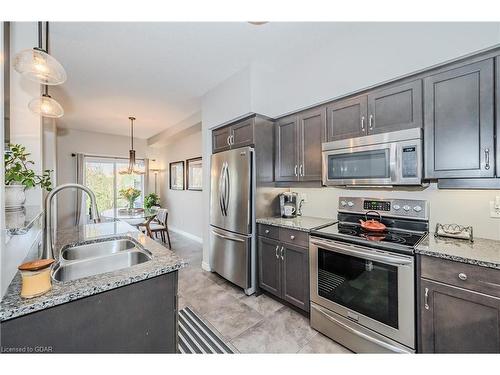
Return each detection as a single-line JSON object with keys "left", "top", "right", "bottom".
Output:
{"left": 83, "top": 156, "right": 145, "bottom": 214}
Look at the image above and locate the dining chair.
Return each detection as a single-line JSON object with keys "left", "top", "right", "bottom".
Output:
{"left": 147, "top": 208, "right": 172, "bottom": 249}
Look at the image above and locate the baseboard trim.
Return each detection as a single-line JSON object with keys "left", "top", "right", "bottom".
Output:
{"left": 201, "top": 261, "right": 211, "bottom": 272}
{"left": 168, "top": 226, "right": 203, "bottom": 243}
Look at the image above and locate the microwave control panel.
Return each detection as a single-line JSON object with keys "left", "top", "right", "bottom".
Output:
{"left": 402, "top": 145, "right": 418, "bottom": 178}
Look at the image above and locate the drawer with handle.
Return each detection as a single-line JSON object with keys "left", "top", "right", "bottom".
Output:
{"left": 420, "top": 255, "right": 500, "bottom": 298}
{"left": 279, "top": 228, "right": 309, "bottom": 248}
{"left": 258, "top": 224, "right": 280, "bottom": 240}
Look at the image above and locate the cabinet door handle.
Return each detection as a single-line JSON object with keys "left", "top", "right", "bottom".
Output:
{"left": 299, "top": 165, "right": 303, "bottom": 176}
{"left": 265, "top": 229, "right": 270, "bottom": 234}
{"left": 290, "top": 235, "right": 295, "bottom": 240}
{"left": 294, "top": 165, "right": 298, "bottom": 176}
{"left": 485, "top": 148, "right": 490, "bottom": 170}
{"left": 231, "top": 135, "right": 235, "bottom": 145}
{"left": 280, "top": 246, "right": 284, "bottom": 260}
{"left": 424, "top": 287, "right": 430, "bottom": 310}
{"left": 369, "top": 114, "right": 374, "bottom": 130}
{"left": 275, "top": 245, "right": 280, "bottom": 259}
{"left": 361, "top": 116, "right": 365, "bottom": 131}
{"left": 458, "top": 273, "right": 467, "bottom": 281}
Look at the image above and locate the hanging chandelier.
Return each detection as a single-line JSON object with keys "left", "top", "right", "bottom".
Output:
{"left": 14, "top": 21, "right": 65, "bottom": 118}
{"left": 119, "top": 116, "right": 145, "bottom": 175}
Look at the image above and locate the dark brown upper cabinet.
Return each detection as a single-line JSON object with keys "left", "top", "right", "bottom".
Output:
{"left": 326, "top": 81, "right": 422, "bottom": 142}
{"left": 367, "top": 80, "right": 422, "bottom": 135}
{"left": 275, "top": 116, "right": 299, "bottom": 182}
{"left": 424, "top": 59, "right": 494, "bottom": 179}
{"left": 275, "top": 107, "right": 325, "bottom": 182}
{"left": 326, "top": 96, "right": 367, "bottom": 141}
{"left": 231, "top": 118, "right": 254, "bottom": 149}
{"left": 212, "top": 126, "right": 232, "bottom": 153}
{"left": 212, "top": 117, "right": 255, "bottom": 154}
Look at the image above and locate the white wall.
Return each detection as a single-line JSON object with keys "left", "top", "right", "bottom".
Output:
{"left": 9, "top": 22, "right": 43, "bottom": 207}
{"left": 252, "top": 23, "right": 500, "bottom": 117}
{"left": 55, "top": 128, "right": 147, "bottom": 228}
{"left": 2, "top": 22, "right": 45, "bottom": 297}
{"left": 200, "top": 23, "right": 500, "bottom": 270}
{"left": 156, "top": 126, "right": 203, "bottom": 240}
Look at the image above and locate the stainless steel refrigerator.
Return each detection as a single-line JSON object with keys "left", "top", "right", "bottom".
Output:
{"left": 210, "top": 146, "right": 254, "bottom": 294}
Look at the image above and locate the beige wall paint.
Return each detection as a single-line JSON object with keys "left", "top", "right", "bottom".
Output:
{"left": 292, "top": 185, "right": 500, "bottom": 240}
{"left": 55, "top": 128, "right": 148, "bottom": 228}
{"left": 157, "top": 128, "right": 203, "bottom": 240}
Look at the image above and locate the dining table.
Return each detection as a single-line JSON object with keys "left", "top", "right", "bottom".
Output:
{"left": 101, "top": 207, "right": 158, "bottom": 237}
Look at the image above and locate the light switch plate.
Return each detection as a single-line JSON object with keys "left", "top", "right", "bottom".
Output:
{"left": 489, "top": 201, "right": 500, "bottom": 218}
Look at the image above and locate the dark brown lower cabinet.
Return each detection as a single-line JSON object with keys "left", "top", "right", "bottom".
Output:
{"left": 282, "top": 244, "right": 309, "bottom": 311}
{"left": 258, "top": 234, "right": 310, "bottom": 313}
{"left": 0, "top": 272, "right": 179, "bottom": 353}
{"left": 420, "top": 278, "right": 500, "bottom": 353}
{"left": 258, "top": 236, "right": 281, "bottom": 297}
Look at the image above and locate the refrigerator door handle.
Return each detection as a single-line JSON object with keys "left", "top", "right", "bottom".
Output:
{"left": 224, "top": 162, "right": 230, "bottom": 214}
{"left": 211, "top": 228, "right": 245, "bottom": 243}
{"left": 219, "top": 163, "right": 227, "bottom": 216}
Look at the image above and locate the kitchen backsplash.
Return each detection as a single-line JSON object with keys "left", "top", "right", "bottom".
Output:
{"left": 292, "top": 184, "right": 500, "bottom": 240}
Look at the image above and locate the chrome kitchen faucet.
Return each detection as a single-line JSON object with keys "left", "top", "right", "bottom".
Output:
{"left": 43, "top": 183, "right": 101, "bottom": 260}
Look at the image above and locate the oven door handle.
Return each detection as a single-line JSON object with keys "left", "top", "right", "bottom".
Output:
{"left": 311, "top": 304, "right": 411, "bottom": 354}
{"left": 310, "top": 238, "right": 413, "bottom": 266}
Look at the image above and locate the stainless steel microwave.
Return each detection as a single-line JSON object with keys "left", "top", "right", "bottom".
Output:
{"left": 322, "top": 128, "right": 423, "bottom": 186}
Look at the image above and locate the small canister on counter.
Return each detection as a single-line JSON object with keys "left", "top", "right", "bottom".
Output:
{"left": 18, "top": 259, "right": 55, "bottom": 298}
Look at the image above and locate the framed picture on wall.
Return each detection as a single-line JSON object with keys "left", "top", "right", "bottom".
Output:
{"left": 169, "top": 161, "right": 185, "bottom": 190}
{"left": 186, "top": 157, "right": 202, "bottom": 191}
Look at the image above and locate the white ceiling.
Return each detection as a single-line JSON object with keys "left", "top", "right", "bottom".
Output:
{"left": 49, "top": 22, "right": 347, "bottom": 139}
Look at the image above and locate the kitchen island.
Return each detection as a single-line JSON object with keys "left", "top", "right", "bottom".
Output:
{"left": 0, "top": 220, "right": 187, "bottom": 353}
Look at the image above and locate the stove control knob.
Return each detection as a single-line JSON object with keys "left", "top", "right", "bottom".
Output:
{"left": 340, "top": 200, "right": 347, "bottom": 207}
{"left": 347, "top": 201, "right": 354, "bottom": 207}
{"left": 403, "top": 205, "right": 411, "bottom": 212}
{"left": 393, "top": 204, "right": 401, "bottom": 210}
{"left": 413, "top": 205, "right": 422, "bottom": 212}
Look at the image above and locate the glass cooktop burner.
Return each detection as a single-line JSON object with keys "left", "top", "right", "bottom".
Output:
{"left": 314, "top": 222, "right": 426, "bottom": 250}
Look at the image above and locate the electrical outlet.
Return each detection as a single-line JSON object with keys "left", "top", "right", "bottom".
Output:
{"left": 489, "top": 197, "right": 500, "bottom": 218}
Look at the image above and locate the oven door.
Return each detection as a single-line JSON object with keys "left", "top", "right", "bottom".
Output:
{"left": 322, "top": 142, "right": 397, "bottom": 186}
{"left": 309, "top": 237, "right": 415, "bottom": 348}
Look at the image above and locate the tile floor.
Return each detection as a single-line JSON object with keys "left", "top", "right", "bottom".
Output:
{"left": 166, "top": 231, "right": 352, "bottom": 354}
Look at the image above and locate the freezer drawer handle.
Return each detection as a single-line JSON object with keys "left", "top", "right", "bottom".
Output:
{"left": 211, "top": 230, "right": 245, "bottom": 243}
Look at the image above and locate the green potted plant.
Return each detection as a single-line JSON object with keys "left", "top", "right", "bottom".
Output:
{"left": 4, "top": 143, "right": 52, "bottom": 209}
{"left": 144, "top": 193, "right": 160, "bottom": 209}
{"left": 119, "top": 187, "right": 141, "bottom": 210}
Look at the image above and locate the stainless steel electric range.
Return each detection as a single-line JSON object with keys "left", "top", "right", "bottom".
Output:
{"left": 309, "top": 197, "right": 429, "bottom": 353}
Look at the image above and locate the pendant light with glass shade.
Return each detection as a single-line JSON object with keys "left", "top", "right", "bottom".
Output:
{"left": 119, "top": 116, "right": 145, "bottom": 175}
{"left": 14, "top": 22, "right": 65, "bottom": 118}
{"left": 13, "top": 21, "right": 67, "bottom": 86}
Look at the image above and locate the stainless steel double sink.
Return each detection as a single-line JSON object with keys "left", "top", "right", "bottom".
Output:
{"left": 52, "top": 238, "right": 152, "bottom": 283}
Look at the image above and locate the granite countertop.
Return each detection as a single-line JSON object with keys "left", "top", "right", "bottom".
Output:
{"left": 415, "top": 233, "right": 500, "bottom": 270}
{"left": 256, "top": 216, "right": 337, "bottom": 232}
{"left": 0, "top": 220, "right": 187, "bottom": 322}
